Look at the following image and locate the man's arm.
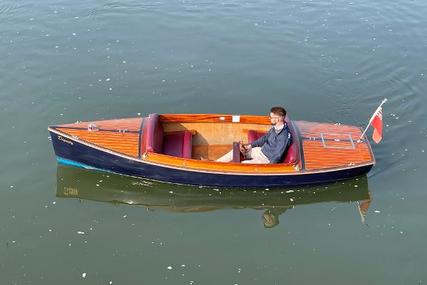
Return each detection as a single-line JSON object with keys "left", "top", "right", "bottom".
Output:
{"left": 250, "top": 130, "right": 270, "bottom": 148}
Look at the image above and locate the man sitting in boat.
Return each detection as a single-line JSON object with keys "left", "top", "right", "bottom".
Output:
{"left": 216, "top": 106, "right": 291, "bottom": 164}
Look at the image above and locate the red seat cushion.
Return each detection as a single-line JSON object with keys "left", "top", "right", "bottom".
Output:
{"left": 283, "top": 140, "right": 298, "bottom": 164}
{"left": 163, "top": 131, "right": 193, "bottom": 159}
{"left": 141, "top": 113, "right": 163, "bottom": 154}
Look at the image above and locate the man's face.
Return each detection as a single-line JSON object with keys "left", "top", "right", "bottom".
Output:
{"left": 269, "top": 112, "right": 283, "bottom": 126}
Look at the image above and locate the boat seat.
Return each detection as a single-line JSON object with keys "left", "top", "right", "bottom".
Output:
{"left": 141, "top": 113, "right": 164, "bottom": 155}
{"left": 141, "top": 113, "right": 193, "bottom": 159}
{"left": 247, "top": 117, "right": 299, "bottom": 164}
{"left": 163, "top": 130, "right": 193, "bottom": 159}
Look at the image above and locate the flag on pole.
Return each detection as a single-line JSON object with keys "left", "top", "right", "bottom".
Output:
{"left": 359, "top": 98, "right": 387, "bottom": 144}
{"left": 371, "top": 108, "right": 383, "bottom": 143}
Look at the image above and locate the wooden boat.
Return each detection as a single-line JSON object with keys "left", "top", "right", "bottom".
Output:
{"left": 56, "top": 165, "right": 372, "bottom": 222}
{"left": 48, "top": 113, "right": 375, "bottom": 187}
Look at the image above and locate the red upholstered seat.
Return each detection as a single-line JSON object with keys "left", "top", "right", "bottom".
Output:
{"left": 247, "top": 118, "right": 299, "bottom": 164}
{"left": 141, "top": 114, "right": 164, "bottom": 154}
{"left": 247, "top": 130, "right": 264, "bottom": 146}
{"left": 283, "top": 137, "right": 299, "bottom": 164}
{"left": 163, "top": 131, "right": 193, "bottom": 159}
{"left": 140, "top": 113, "right": 193, "bottom": 158}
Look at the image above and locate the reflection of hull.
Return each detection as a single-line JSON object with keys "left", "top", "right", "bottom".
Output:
{"left": 56, "top": 165, "right": 370, "bottom": 212}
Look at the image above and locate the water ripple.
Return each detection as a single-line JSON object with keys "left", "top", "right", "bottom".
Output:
{"left": 86, "top": 0, "right": 166, "bottom": 18}
{"left": 0, "top": 1, "right": 22, "bottom": 16}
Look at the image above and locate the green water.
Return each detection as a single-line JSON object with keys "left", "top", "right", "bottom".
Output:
{"left": 1, "top": 0, "right": 427, "bottom": 284}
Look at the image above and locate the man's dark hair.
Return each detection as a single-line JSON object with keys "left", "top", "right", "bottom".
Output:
{"left": 270, "top": 106, "right": 287, "bottom": 117}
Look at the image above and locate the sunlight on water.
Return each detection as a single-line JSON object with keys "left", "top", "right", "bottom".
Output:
{"left": 1, "top": 0, "right": 427, "bottom": 284}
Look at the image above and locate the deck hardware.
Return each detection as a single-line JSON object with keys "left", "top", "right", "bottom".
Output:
{"left": 320, "top": 132, "right": 355, "bottom": 149}
{"left": 232, "top": 115, "right": 240, "bottom": 123}
{"left": 87, "top": 123, "right": 99, "bottom": 132}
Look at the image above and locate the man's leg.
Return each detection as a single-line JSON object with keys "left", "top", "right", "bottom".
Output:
{"left": 215, "top": 149, "right": 233, "bottom": 162}
{"left": 241, "top": 147, "right": 270, "bottom": 164}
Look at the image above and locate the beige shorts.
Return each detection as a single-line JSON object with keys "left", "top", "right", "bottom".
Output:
{"left": 242, "top": 147, "right": 270, "bottom": 164}
{"left": 216, "top": 146, "right": 270, "bottom": 164}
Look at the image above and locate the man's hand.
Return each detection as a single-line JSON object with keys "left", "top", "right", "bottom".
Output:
{"left": 240, "top": 143, "right": 252, "bottom": 153}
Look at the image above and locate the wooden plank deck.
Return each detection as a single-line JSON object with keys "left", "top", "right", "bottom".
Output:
{"left": 56, "top": 117, "right": 143, "bottom": 131}
{"left": 54, "top": 118, "right": 143, "bottom": 157}
{"left": 295, "top": 121, "right": 374, "bottom": 170}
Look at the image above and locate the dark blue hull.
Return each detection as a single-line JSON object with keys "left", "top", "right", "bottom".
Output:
{"left": 50, "top": 131, "right": 373, "bottom": 187}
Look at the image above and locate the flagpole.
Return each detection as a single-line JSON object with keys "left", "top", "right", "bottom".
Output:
{"left": 359, "top": 98, "right": 388, "bottom": 141}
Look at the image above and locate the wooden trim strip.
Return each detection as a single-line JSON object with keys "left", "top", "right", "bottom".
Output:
{"left": 137, "top": 118, "right": 145, "bottom": 159}
{"left": 160, "top": 114, "right": 270, "bottom": 124}
{"left": 301, "top": 136, "right": 356, "bottom": 143}
{"left": 291, "top": 121, "right": 305, "bottom": 170}
{"left": 142, "top": 152, "right": 374, "bottom": 175}
{"left": 143, "top": 152, "right": 297, "bottom": 174}
{"left": 363, "top": 132, "right": 376, "bottom": 165}
{"left": 301, "top": 162, "right": 374, "bottom": 172}
{"left": 50, "top": 126, "right": 139, "bottom": 134}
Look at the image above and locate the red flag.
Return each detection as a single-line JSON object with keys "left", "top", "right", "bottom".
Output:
{"left": 371, "top": 108, "right": 383, "bottom": 143}
{"left": 359, "top": 99, "right": 387, "bottom": 143}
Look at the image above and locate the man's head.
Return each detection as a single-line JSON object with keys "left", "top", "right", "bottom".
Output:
{"left": 263, "top": 210, "right": 280, "bottom": 228}
{"left": 269, "top": 106, "right": 286, "bottom": 126}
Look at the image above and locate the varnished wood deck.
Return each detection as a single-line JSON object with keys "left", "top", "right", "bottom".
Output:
{"left": 58, "top": 118, "right": 142, "bottom": 131}
{"left": 295, "top": 121, "right": 374, "bottom": 170}
{"left": 54, "top": 118, "right": 142, "bottom": 157}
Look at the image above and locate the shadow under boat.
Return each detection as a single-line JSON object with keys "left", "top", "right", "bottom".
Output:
{"left": 56, "top": 165, "right": 372, "bottom": 227}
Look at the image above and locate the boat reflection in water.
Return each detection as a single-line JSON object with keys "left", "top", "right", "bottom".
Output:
{"left": 56, "top": 165, "right": 372, "bottom": 228}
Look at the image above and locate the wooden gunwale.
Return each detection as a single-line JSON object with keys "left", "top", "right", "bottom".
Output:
{"left": 143, "top": 151, "right": 373, "bottom": 175}
{"left": 49, "top": 127, "right": 374, "bottom": 176}
{"left": 137, "top": 118, "right": 145, "bottom": 159}
{"left": 160, "top": 114, "right": 270, "bottom": 124}
{"left": 55, "top": 117, "right": 142, "bottom": 131}
{"left": 143, "top": 152, "right": 297, "bottom": 174}
{"left": 50, "top": 126, "right": 140, "bottom": 134}
{"left": 291, "top": 120, "right": 306, "bottom": 170}
{"left": 363, "top": 133, "right": 376, "bottom": 165}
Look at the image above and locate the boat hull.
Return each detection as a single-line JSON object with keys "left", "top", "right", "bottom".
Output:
{"left": 50, "top": 131, "right": 373, "bottom": 187}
